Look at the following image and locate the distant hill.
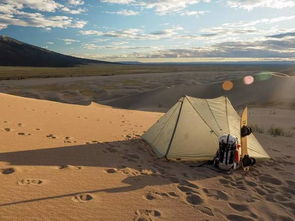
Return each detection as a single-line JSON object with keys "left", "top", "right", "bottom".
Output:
{"left": 0, "top": 35, "right": 112, "bottom": 67}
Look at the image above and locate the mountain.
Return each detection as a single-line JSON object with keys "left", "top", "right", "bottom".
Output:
{"left": 0, "top": 35, "right": 112, "bottom": 67}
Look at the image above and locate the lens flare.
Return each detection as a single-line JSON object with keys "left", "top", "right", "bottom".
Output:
{"left": 222, "top": 81, "right": 234, "bottom": 91}
{"left": 243, "top": 75, "right": 254, "bottom": 85}
{"left": 255, "top": 72, "right": 272, "bottom": 81}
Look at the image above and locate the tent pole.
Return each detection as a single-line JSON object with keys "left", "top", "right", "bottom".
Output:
{"left": 164, "top": 97, "right": 185, "bottom": 160}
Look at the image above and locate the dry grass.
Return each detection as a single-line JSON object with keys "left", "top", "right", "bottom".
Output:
{"left": 267, "top": 127, "right": 294, "bottom": 137}
{"left": 250, "top": 124, "right": 265, "bottom": 134}
{"left": 250, "top": 124, "right": 294, "bottom": 137}
{"left": 0, "top": 63, "right": 293, "bottom": 80}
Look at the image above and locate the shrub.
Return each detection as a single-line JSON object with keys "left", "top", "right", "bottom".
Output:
{"left": 250, "top": 124, "right": 264, "bottom": 134}
{"left": 268, "top": 127, "right": 293, "bottom": 137}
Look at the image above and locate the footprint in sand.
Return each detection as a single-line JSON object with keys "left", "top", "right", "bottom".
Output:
{"left": 185, "top": 193, "right": 204, "bottom": 205}
{"left": 178, "top": 179, "right": 199, "bottom": 189}
{"left": 167, "top": 192, "right": 179, "bottom": 198}
{"left": 202, "top": 188, "right": 229, "bottom": 201}
{"left": 144, "top": 191, "right": 179, "bottom": 200}
{"left": 226, "top": 214, "right": 254, "bottom": 221}
{"left": 63, "top": 136, "right": 77, "bottom": 144}
{"left": 228, "top": 203, "right": 258, "bottom": 219}
{"left": 72, "top": 193, "right": 94, "bottom": 203}
{"left": 254, "top": 187, "right": 267, "bottom": 196}
{"left": 18, "top": 132, "right": 31, "bottom": 136}
{"left": 177, "top": 185, "right": 198, "bottom": 194}
{"left": 244, "top": 179, "right": 257, "bottom": 187}
{"left": 197, "top": 206, "right": 214, "bottom": 217}
{"left": 259, "top": 175, "right": 282, "bottom": 185}
{"left": 260, "top": 184, "right": 276, "bottom": 194}
{"left": 46, "top": 134, "right": 57, "bottom": 139}
{"left": 4, "top": 128, "right": 11, "bottom": 132}
{"left": 219, "top": 177, "right": 248, "bottom": 190}
{"left": 1, "top": 168, "right": 15, "bottom": 175}
{"left": 18, "top": 179, "right": 43, "bottom": 185}
{"left": 228, "top": 202, "right": 254, "bottom": 214}
{"left": 119, "top": 167, "right": 141, "bottom": 176}
{"left": 59, "top": 165, "right": 82, "bottom": 170}
{"left": 218, "top": 178, "right": 233, "bottom": 187}
{"left": 105, "top": 168, "right": 118, "bottom": 174}
{"left": 134, "top": 209, "right": 161, "bottom": 221}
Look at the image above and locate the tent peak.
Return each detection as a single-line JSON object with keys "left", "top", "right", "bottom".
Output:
{"left": 183, "top": 95, "right": 229, "bottom": 102}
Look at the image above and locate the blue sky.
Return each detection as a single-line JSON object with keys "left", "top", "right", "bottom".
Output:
{"left": 0, "top": 0, "right": 295, "bottom": 62}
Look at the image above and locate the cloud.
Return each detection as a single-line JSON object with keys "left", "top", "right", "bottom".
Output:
{"left": 101, "top": 0, "right": 135, "bottom": 4}
{"left": 0, "top": 11, "right": 87, "bottom": 29}
{"left": 83, "top": 41, "right": 150, "bottom": 51}
{"left": 68, "top": 0, "right": 85, "bottom": 6}
{"left": 138, "top": 0, "right": 210, "bottom": 15}
{"left": 80, "top": 26, "right": 183, "bottom": 40}
{"left": 268, "top": 32, "right": 295, "bottom": 38}
{"left": 101, "top": 0, "right": 210, "bottom": 15}
{"left": 198, "top": 16, "right": 295, "bottom": 42}
{"left": 61, "top": 7, "right": 86, "bottom": 14}
{"left": 180, "top": 10, "right": 208, "bottom": 16}
{"left": 227, "top": 0, "right": 295, "bottom": 10}
{"left": 83, "top": 43, "right": 99, "bottom": 50}
{"left": 102, "top": 34, "right": 295, "bottom": 59}
{"left": 5, "top": 0, "right": 63, "bottom": 13}
{"left": 0, "top": 0, "right": 86, "bottom": 14}
{"left": 62, "top": 38, "right": 80, "bottom": 45}
{"left": 0, "top": 0, "right": 87, "bottom": 30}
{"left": 107, "top": 9, "right": 139, "bottom": 16}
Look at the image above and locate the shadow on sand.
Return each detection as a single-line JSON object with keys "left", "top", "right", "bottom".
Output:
{"left": 0, "top": 139, "right": 220, "bottom": 207}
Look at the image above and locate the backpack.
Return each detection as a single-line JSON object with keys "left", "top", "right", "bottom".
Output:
{"left": 215, "top": 134, "right": 238, "bottom": 171}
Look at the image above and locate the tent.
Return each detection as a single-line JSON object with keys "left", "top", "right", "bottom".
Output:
{"left": 142, "top": 96, "right": 270, "bottom": 161}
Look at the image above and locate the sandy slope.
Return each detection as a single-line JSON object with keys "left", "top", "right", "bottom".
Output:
{"left": 106, "top": 75, "right": 295, "bottom": 111}
{"left": 0, "top": 93, "right": 294, "bottom": 221}
{"left": 2, "top": 71, "right": 294, "bottom": 111}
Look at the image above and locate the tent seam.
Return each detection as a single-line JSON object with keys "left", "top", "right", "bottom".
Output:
{"left": 225, "top": 97, "right": 231, "bottom": 134}
{"left": 164, "top": 97, "right": 185, "bottom": 159}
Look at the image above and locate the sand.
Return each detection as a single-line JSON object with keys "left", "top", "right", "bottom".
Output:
{"left": 1, "top": 71, "right": 294, "bottom": 113}
{"left": 0, "top": 92, "right": 294, "bottom": 221}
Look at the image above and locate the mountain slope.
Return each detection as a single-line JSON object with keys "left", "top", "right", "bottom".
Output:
{"left": 0, "top": 35, "right": 111, "bottom": 67}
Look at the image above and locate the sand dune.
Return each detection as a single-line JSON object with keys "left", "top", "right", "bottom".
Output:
{"left": 0, "top": 92, "right": 294, "bottom": 221}
{"left": 3, "top": 71, "right": 294, "bottom": 111}
{"left": 105, "top": 75, "right": 295, "bottom": 111}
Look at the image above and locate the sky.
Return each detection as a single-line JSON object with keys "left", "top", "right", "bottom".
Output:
{"left": 0, "top": 0, "right": 295, "bottom": 62}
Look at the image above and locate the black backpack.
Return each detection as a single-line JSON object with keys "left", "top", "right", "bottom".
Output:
{"left": 215, "top": 134, "right": 237, "bottom": 170}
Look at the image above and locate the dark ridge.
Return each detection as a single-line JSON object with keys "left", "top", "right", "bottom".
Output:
{"left": 0, "top": 35, "right": 114, "bottom": 67}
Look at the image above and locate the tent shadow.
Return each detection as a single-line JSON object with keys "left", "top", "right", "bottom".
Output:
{"left": 0, "top": 138, "right": 221, "bottom": 207}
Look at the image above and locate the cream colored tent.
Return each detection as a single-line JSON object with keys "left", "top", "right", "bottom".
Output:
{"left": 142, "top": 96, "right": 270, "bottom": 161}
